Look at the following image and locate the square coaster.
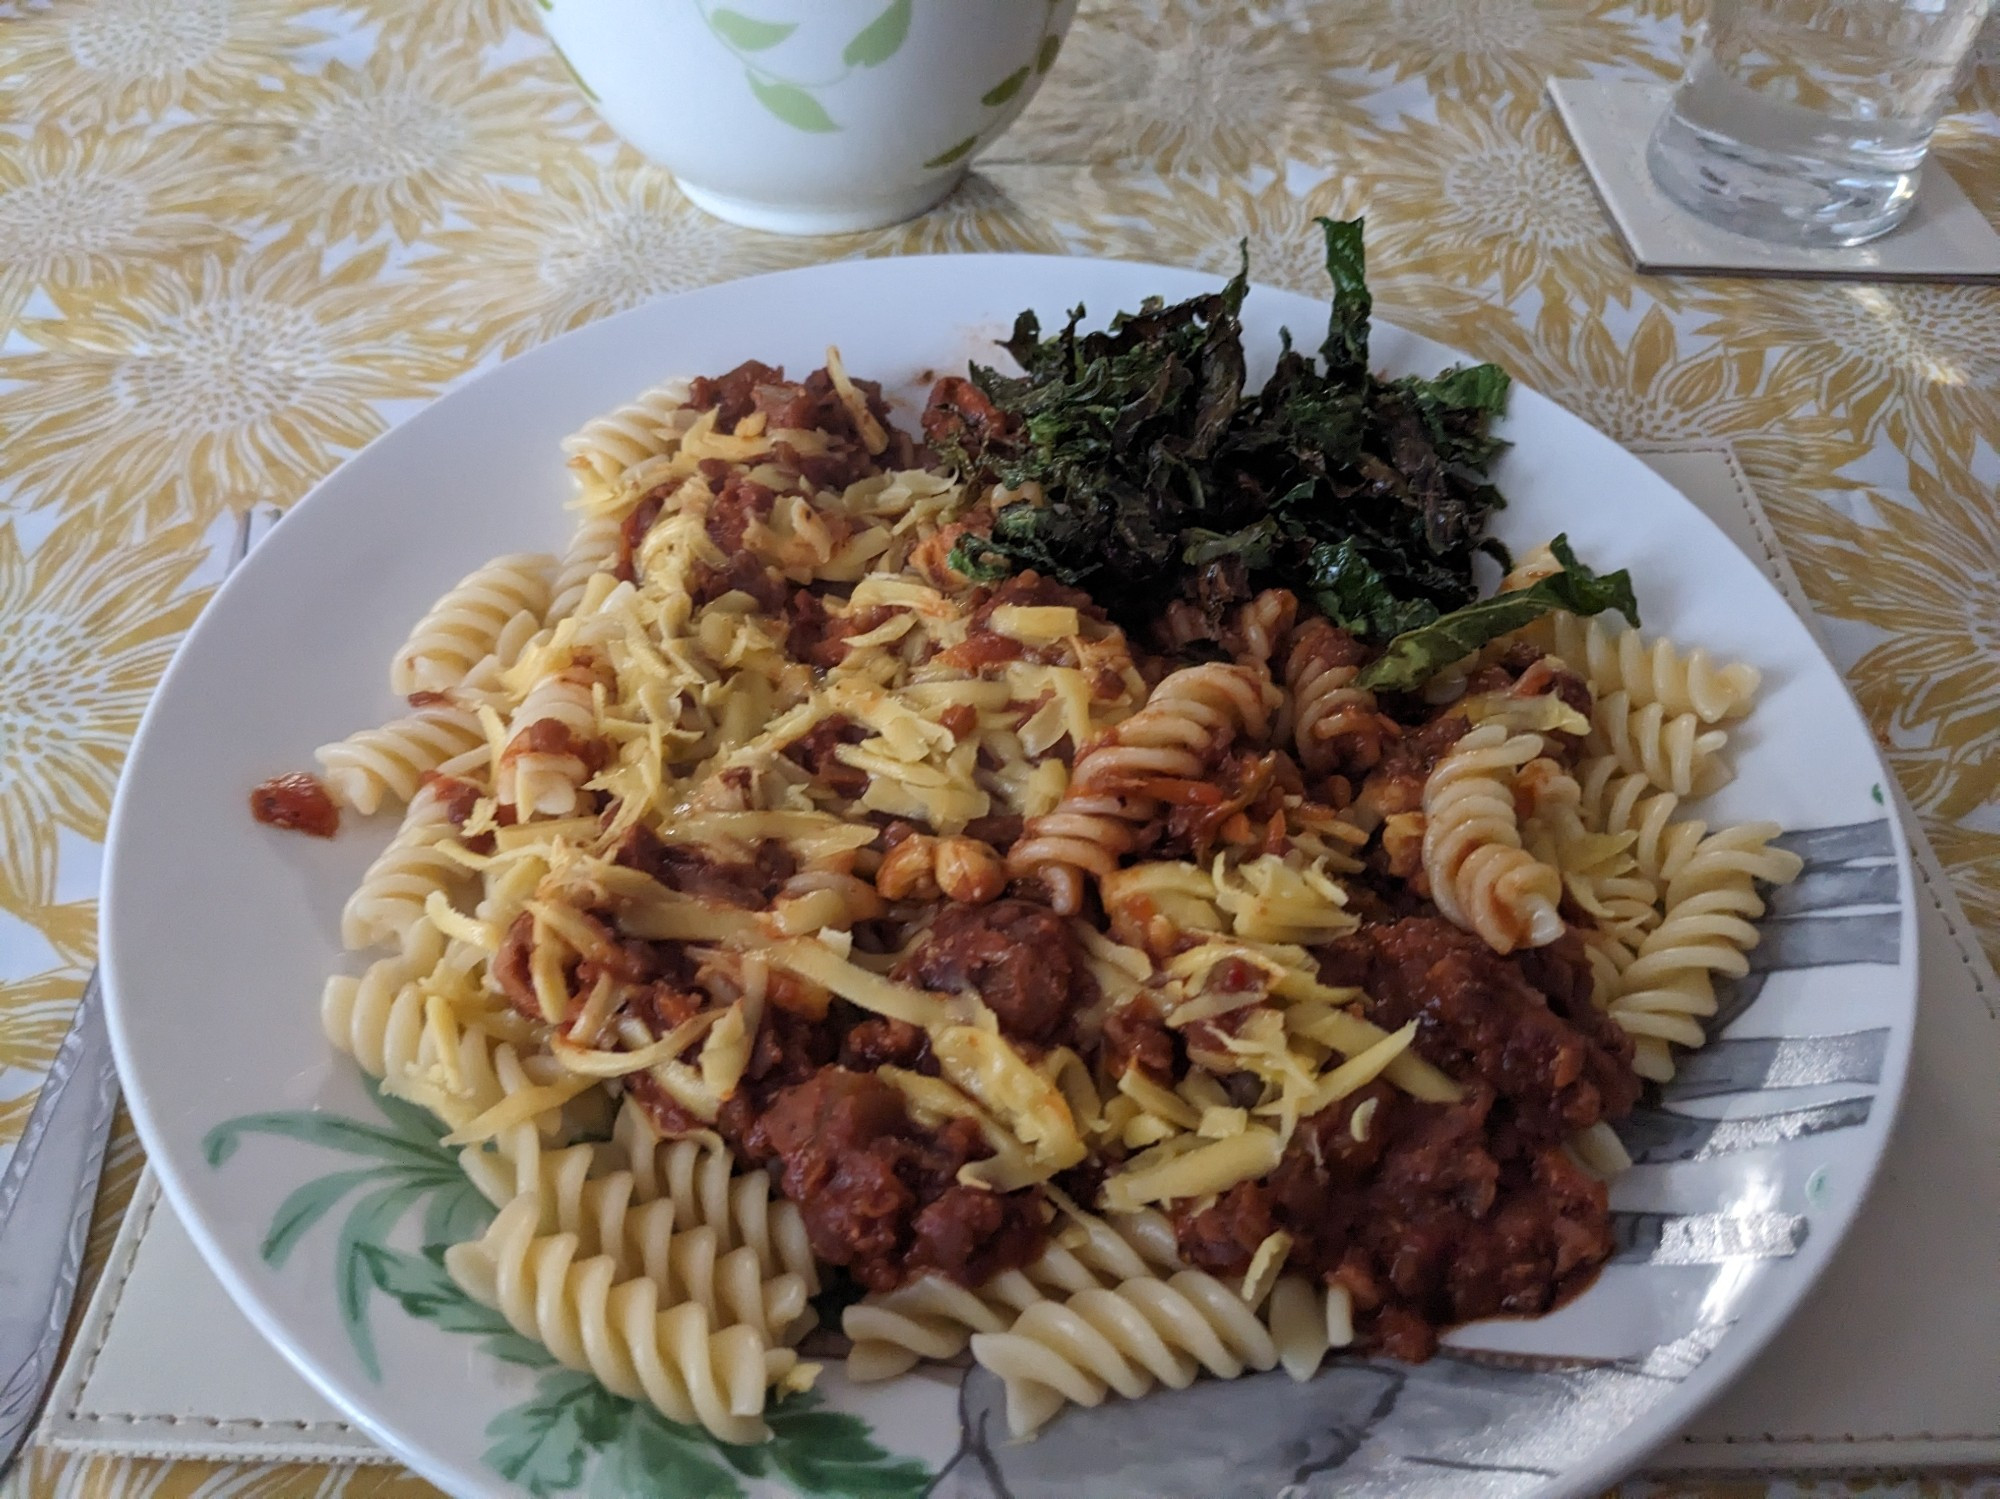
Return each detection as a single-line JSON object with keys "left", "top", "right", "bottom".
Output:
{"left": 1547, "top": 78, "right": 2000, "bottom": 281}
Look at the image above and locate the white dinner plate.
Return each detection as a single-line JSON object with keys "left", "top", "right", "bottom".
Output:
{"left": 102, "top": 254, "right": 1918, "bottom": 1499}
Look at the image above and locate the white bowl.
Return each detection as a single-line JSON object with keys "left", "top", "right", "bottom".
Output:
{"left": 539, "top": 0, "right": 1078, "bottom": 234}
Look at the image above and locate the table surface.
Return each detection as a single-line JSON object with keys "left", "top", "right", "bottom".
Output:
{"left": 2, "top": 0, "right": 1997, "bottom": 1494}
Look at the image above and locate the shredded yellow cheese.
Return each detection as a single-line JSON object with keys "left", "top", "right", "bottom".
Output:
{"left": 932, "top": 1025, "right": 1085, "bottom": 1171}
{"left": 764, "top": 938, "right": 949, "bottom": 1029}
{"left": 1102, "top": 1129, "right": 1284, "bottom": 1212}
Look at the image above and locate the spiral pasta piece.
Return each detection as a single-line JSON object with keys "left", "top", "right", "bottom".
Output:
{"left": 1607, "top": 886, "right": 1761, "bottom": 1049}
{"left": 322, "top": 924, "right": 547, "bottom": 1139}
{"left": 315, "top": 705, "right": 484, "bottom": 816}
{"left": 496, "top": 666, "right": 600, "bottom": 818}
{"left": 1661, "top": 819, "right": 1804, "bottom": 903}
{"left": 551, "top": 1170, "right": 808, "bottom": 1343}
{"left": 1548, "top": 612, "right": 1759, "bottom": 725}
{"left": 547, "top": 511, "right": 624, "bottom": 624}
{"left": 1608, "top": 822, "right": 1802, "bottom": 1076}
{"left": 1006, "top": 795, "right": 1137, "bottom": 900}
{"left": 1010, "top": 663, "right": 1279, "bottom": 914}
{"left": 561, "top": 375, "right": 696, "bottom": 491}
{"left": 1285, "top": 616, "right": 1388, "bottom": 776}
{"left": 1588, "top": 690, "right": 1730, "bottom": 799}
{"left": 843, "top": 1208, "right": 1179, "bottom": 1380}
{"left": 1576, "top": 756, "right": 1705, "bottom": 885}
{"left": 444, "top": 1194, "right": 785, "bottom": 1444}
{"left": 321, "top": 922, "right": 445, "bottom": 1079}
{"left": 1070, "top": 663, "right": 1278, "bottom": 793}
{"left": 477, "top": 1131, "right": 811, "bottom": 1340}
{"left": 455, "top": 608, "right": 549, "bottom": 701}
{"left": 1265, "top": 1274, "right": 1355, "bottom": 1382}
{"left": 970, "top": 1270, "right": 1278, "bottom": 1437}
{"left": 1225, "top": 588, "right": 1296, "bottom": 668}
{"left": 341, "top": 784, "right": 478, "bottom": 951}
{"left": 1421, "top": 724, "right": 1564, "bottom": 954}
{"left": 391, "top": 553, "right": 554, "bottom": 697}
{"left": 613, "top": 1100, "right": 818, "bottom": 1292}
{"left": 1519, "top": 758, "right": 1660, "bottom": 953}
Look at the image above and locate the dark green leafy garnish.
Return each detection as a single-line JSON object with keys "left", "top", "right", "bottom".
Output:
{"left": 934, "top": 217, "right": 1550, "bottom": 648}
{"left": 1356, "top": 535, "right": 1640, "bottom": 693}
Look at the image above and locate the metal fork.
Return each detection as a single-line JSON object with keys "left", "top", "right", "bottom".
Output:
{"left": 0, "top": 503, "right": 282, "bottom": 1474}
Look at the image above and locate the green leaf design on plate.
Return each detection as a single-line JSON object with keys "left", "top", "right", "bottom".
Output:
{"left": 708, "top": 7, "right": 797, "bottom": 50}
{"left": 595, "top": 1399, "right": 747, "bottom": 1498}
{"left": 336, "top": 1177, "right": 436, "bottom": 1380}
{"left": 261, "top": 1167, "right": 385, "bottom": 1268}
{"left": 924, "top": 134, "right": 979, "bottom": 169}
{"left": 361, "top": 1244, "right": 556, "bottom": 1369}
{"left": 487, "top": 1370, "right": 619, "bottom": 1498}
{"left": 724, "top": 1396, "right": 931, "bottom": 1498}
{"left": 1036, "top": 32, "right": 1063, "bottom": 72}
{"left": 981, "top": 65, "right": 1030, "bottom": 107}
{"left": 212, "top": 1065, "right": 931, "bottom": 1494}
{"left": 208, "top": 1075, "right": 495, "bottom": 1382}
{"left": 483, "top": 1372, "right": 930, "bottom": 1499}
{"left": 843, "top": 0, "right": 912, "bottom": 67}
{"left": 748, "top": 73, "right": 840, "bottom": 132}
{"left": 425, "top": 1174, "right": 499, "bottom": 1249}
{"left": 204, "top": 1107, "right": 446, "bottom": 1170}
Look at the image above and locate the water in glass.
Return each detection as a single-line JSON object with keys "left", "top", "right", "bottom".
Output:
{"left": 1648, "top": 0, "right": 1994, "bottom": 247}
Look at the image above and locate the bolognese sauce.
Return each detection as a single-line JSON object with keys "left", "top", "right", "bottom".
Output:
{"left": 249, "top": 773, "right": 339, "bottom": 837}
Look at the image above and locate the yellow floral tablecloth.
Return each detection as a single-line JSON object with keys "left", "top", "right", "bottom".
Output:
{"left": 2, "top": 0, "right": 1997, "bottom": 1493}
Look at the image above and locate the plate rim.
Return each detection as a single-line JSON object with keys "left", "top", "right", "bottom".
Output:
{"left": 99, "top": 250, "right": 1922, "bottom": 1499}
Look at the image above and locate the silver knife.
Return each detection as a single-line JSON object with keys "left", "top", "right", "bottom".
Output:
{"left": 0, "top": 971, "right": 117, "bottom": 1470}
{"left": 0, "top": 502, "right": 282, "bottom": 1475}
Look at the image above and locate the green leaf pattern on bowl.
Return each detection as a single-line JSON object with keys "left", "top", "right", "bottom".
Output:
{"left": 665, "top": 0, "right": 1063, "bottom": 164}
{"left": 842, "top": 0, "right": 912, "bottom": 68}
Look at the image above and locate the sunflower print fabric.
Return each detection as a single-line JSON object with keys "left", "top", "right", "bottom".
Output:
{"left": 1, "top": 0, "right": 1996, "bottom": 1492}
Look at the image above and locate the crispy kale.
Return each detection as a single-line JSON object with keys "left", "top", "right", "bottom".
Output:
{"left": 1356, "top": 535, "right": 1640, "bottom": 692}
{"left": 934, "top": 217, "right": 1570, "bottom": 656}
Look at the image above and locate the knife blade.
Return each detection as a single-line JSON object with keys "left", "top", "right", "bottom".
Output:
{"left": 0, "top": 972, "right": 118, "bottom": 1471}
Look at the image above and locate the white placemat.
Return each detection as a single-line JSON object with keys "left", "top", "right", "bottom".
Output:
{"left": 37, "top": 444, "right": 2000, "bottom": 1474}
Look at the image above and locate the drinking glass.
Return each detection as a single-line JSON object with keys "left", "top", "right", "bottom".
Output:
{"left": 1647, "top": 0, "right": 1995, "bottom": 247}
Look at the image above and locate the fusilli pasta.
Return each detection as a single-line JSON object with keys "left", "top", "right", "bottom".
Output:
{"left": 842, "top": 1208, "right": 1178, "bottom": 1380}
{"left": 1265, "top": 1273, "right": 1355, "bottom": 1382}
{"left": 445, "top": 1193, "right": 793, "bottom": 1443}
{"left": 315, "top": 704, "right": 484, "bottom": 816}
{"left": 1421, "top": 724, "right": 1565, "bottom": 953}
{"left": 1546, "top": 611, "right": 1760, "bottom": 724}
{"left": 1010, "top": 662, "right": 1279, "bottom": 913}
{"left": 613, "top": 1101, "right": 818, "bottom": 1292}
{"left": 1285, "top": 616, "right": 1388, "bottom": 776}
{"left": 495, "top": 664, "right": 601, "bottom": 817}
{"left": 1588, "top": 690, "right": 1731, "bottom": 799}
{"left": 390, "top": 553, "right": 554, "bottom": 697}
{"left": 547, "top": 511, "right": 624, "bottom": 624}
{"left": 340, "top": 784, "right": 477, "bottom": 951}
{"left": 969, "top": 1271, "right": 1279, "bottom": 1437}
{"left": 561, "top": 375, "right": 697, "bottom": 493}
{"left": 1607, "top": 822, "right": 1802, "bottom": 1078}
